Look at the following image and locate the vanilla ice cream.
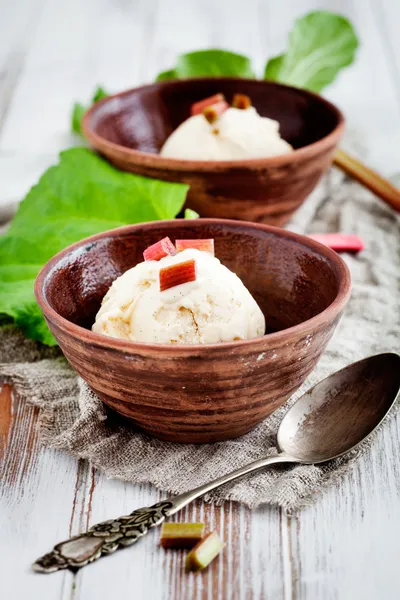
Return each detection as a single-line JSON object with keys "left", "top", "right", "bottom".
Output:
{"left": 92, "top": 249, "right": 265, "bottom": 344}
{"left": 160, "top": 106, "right": 293, "bottom": 161}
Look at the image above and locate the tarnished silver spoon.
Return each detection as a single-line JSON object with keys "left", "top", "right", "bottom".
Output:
{"left": 33, "top": 352, "right": 400, "bottom": 573}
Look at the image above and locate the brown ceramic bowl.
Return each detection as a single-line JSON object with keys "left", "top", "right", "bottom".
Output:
{"left": 82, "top": 78, "right": 344, "bottom": 225}
{"left": 35, "top": 219, "right": 351, "bottom": 444}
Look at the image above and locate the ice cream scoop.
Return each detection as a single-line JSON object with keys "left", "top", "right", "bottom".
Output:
{"left": 92, "top": 248, "right": 265, "bottom": 344}
{"left": 160, "top": 106, "right": 293, "bottom": 161}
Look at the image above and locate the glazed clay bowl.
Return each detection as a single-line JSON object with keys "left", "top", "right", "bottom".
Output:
{"left": 82, "top": 78, "right": 344, "bottom": 226}
{"left": 35, "top": 219, "right": 351, "bottom": 444}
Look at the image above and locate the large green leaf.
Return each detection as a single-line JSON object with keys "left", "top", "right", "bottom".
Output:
{"left": 156, "top": 49, "right": 255, "bottom": 81}
{"left": 264, "top": 11, "right": 358, "bottom": 92}
{"left": 0, "top": 148, "right": 189, "bottom": 345}
{"left": 156, "top": 69, "right": 177, "bottom": 82}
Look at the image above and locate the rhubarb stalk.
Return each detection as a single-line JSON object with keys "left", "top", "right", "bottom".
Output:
{"left": 334, "top": 149, "right": 400, "bottom": 213}
{"left": 309, "top": 233, "right": 364, "bottom": 253}
{"left": 190, "top": 93, "right": 226, "bottom": 116}
{"left": 160, "top": 523, "right": 205, "bottom": 549}
{"left": 159, "top": 259, "right": 196, "bottom": 291}
{"left": 185, "top": 531, "right": 224, "bottom": 572}
{"left": 175, "top": 239, "right": 214, "bottom": 255}
{"left": 143, "top": 237, "right": 176, "bottom": 261}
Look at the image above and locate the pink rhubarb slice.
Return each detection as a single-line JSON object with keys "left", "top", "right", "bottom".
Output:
{"left": 190, "top": 93, "right": 226, "bottom": 116}
{"left": 160, "top": 259, "right": 196, "bottom": 292}
{"left": 175, "top": 239, "right": 214, "bottom": 255}
{"left": 143, "top": 237, "right": 177, "bottom": 261}
{"left": 185, "top": 531, "right": 224, "bottom": 572}
{"left": 160, "top": 523, "right": 205, "bottom": 549}
{"left": 309, "top": 234, "right": 364, "bottom": 253}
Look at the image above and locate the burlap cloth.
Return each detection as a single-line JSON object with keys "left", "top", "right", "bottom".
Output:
{"left": 1, "top": 168, "right": 399, "bottom": 513}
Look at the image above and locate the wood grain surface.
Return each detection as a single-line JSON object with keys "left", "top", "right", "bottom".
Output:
{"left": 1, "top": 1, "right": 400, "bottom": 599}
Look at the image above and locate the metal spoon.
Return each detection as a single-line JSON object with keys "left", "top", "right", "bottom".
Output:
{"left": 33, "top": 352, "right": 400, "bottom": 573}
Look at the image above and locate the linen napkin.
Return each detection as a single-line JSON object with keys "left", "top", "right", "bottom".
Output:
{"left": 1, "top": 168, "right": 399, "bottom": 513}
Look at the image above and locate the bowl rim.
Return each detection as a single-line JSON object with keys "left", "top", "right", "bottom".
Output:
{"left": 35, "top": 218, "right": 352, "bottom": 355}
{"left": 82, "top": 77, "right": 345, "bottom": 173}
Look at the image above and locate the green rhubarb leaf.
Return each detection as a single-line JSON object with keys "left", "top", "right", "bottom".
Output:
{"left": 264, "top": 11, "right": 358, "bottom": 92}
{"left": 92, "top": 86, "right": 109, "bottom": 102}
{"left": 156, "top": 69, "right": 177, "bottom": 82}
{"left": 264, "top": 54, "right": 285, "bottom": 82}
{"left": 0, "top": 148, "right": 189, "bottom": 345}
{"left": 156, "top": 49, "right": 255, "bottom": 80}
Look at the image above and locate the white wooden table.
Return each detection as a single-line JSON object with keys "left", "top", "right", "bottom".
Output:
{"left": 1, "top": 1, "right": 400, "bottom": 598}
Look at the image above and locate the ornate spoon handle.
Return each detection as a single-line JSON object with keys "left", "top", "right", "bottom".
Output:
{"left": 32, "top": 500, "right": 175, "bottom": 573}
{"left": 33, "top": 454, "right": 293, "bottom": 573}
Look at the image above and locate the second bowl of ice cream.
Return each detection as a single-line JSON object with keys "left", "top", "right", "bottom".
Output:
{"left": 82, "top": 78, "right": 344, "bottom": 225}
{"left": 35, "top": 219, "right": 351, "bottom": 443}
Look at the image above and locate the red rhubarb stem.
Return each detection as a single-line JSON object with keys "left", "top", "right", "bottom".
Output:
{"left": 143, "top": 237, "right": 176, "bottom": 261}
{"left": 159, "top": 259, "right": 196, "bottom": 292}
{"left": 175, "top": 239, "right": 214, "bottom": 255}
{"left": 190, "top": 93, "right": 226, "bottom": 116}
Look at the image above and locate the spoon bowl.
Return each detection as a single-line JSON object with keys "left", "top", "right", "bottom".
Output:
{"left": 278, "top": 353, "right": 400, "bottom": 463}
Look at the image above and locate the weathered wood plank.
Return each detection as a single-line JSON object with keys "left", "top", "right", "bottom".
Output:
{"left": 0, "top": 0, "right": 46, "bottom": 132}
{"left": 0, "top": 385, "right": 87, "bottom": 600}
{"left": 75, "top": 477, "right": 161, "bottom": 600}
{"left": 148, "top": 0, "right": 266, "bottom": 79}
{"left": 0, "top": 0, "right": 48, "bottom": 220}
{"left": 289, "top": 413, "right": 400, "bottom": 600}
{"left": 373, "top": 0, "right": 400, "bottom": 108}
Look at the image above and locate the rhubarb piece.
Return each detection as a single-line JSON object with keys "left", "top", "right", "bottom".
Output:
{"left": 309, "top": 233, "right": 364, "bottom": 253}
{"left": 185, "top": 531, "right": 224, "bottom": 572}
{"left": 160, "top": 523, "right": 205, "bottom": 549}
{"left": 190, "top": 93, "right": 226, "bottom": 116}
{"left": 232, "top": 93, "right": 252, "bottom": 109}
{"left": 143, "top": 237, "right": 176, "bottom": 261}
{"left": 175, "top": 239, "right": 214, "bottom": 255}
{"left": 160, "top": 259, "right": 196, "bottom": 291}
{"left": 334, "top": 149, "right": 400, "bottom": 213}
{"left": 203, "top": 100, "right": 229, "bottom": 124}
